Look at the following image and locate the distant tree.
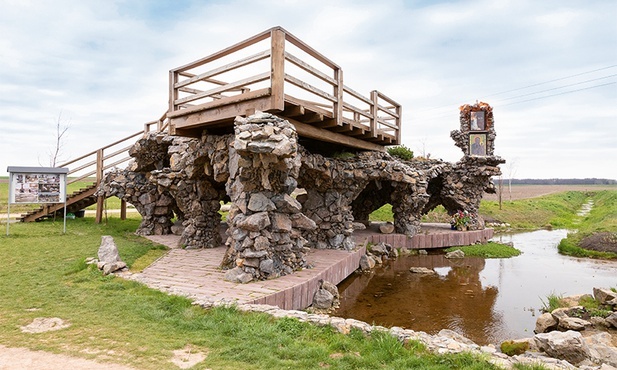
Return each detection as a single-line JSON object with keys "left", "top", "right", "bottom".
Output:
{"left": 506, "top": 158, "right": 518, "bottom": 202}
{"left": 44, "top": 112, "right": 71, "bottom": 167}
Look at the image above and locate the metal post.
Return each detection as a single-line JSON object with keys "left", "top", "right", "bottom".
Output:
{"left": 6, "top": 172, "right": 11, "bottom": 236}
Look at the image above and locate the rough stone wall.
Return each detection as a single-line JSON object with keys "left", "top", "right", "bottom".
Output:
{"left": 98, "top": 169, "right": 176, "bottom": 235}
{"left": 221, "top": 113, "right": 316, "bottom": 280}
{"left": 99, "top": 103, "right": 504, "bottom": 278}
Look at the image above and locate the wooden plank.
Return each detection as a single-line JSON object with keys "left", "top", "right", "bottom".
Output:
{"left": 270, "top": 29, "right": 286, "bottom": 111}
{"left": 173, "top": 96, "right": 274, "bottom": 130}
{"left": 303, "top": 112, "right": 324, "bottom": 123}
{"left": 175, "top": 72, "right": 270, "bottom": 106}
{"left": 280, "top": 27, "right": 340, "bottom": 69}
{"left": 284, "top": 95, "right": 333, "bottom": 118}
{"left": 284, "top": 74, "right": 336, "bottom": 102}
{"left": 175, "top": 50, "right": 270, "bottom": 89}
{"left": 168, "top": 88, "right": 271, "bottom": 118}
{"left": 285, "top": 117, "right": 385, "bottom": 152}
{"left": 284, "top": 52, "right": 337, "bottom": 85}
{"left": 173, "top": 27, "right": 273, "bottom": 73}
{"left": 342, "top": 102, "right": 372, "bottom": 120}
{"left": 343, "top": 85, "right": 372, "bottom": 106}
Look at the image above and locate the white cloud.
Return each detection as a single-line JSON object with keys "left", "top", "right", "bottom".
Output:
{"left": 0, "top": 0, "right": 615, "bottom": 180}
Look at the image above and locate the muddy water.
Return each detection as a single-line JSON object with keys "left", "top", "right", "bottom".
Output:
{"left": 335, "top": 229, "right": 617, "bottom": 345}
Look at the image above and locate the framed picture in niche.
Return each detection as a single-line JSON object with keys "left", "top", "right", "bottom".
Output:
{"left": 469, "top": 133, "right": 487, "bottom": 156}
{"left": 470, "top": 111, "right": 485, "bottom": 131}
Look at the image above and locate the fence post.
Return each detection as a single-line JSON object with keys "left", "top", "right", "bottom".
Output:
{"left": 120, "top": 199, "right": 127, "bottom": 220}
{"left": 370, "top": 90, "right": 378, "bottom": 138}
{"left": 333, "top": 68, "right": 343, "bottom": 127}
{"left": 270, "top": 28, "right": 286, "bottom": 111}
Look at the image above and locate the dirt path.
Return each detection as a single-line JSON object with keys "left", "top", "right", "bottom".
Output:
{"left": 0, "top": 345, "right": 135, "bottom": 370}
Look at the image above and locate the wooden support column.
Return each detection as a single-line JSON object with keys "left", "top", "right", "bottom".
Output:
{"left": 395, "top": 104, "right": 402, "bottom": 145}
{"left": 95, "top": 149, "right": 104, "bottom": 224}
{"left": 169, "top": 70, "right": 179, "bottom": 135}
{"left": 120, "top": 199, "right": 127, "bottom": 220}
{"left": 270, "top": 28, "right": 286, "bottom": 111}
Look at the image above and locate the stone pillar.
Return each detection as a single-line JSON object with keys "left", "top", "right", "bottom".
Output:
{"left": 222, "top": 113, "right": 315, "bottom": 282}
{"left": 391, "top": 181, "right": 429, "bottom": 235}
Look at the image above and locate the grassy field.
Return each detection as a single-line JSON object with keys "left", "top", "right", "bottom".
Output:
{"left": 558, "top": 191, "right": 617, "bottom": 259}
{"left": 0, "top": 216, "right": 514, "bottom": 369}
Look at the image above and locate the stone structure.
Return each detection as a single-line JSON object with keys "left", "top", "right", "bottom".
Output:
{"left": 98, "top": 103, "right": 504, "bottom": 281}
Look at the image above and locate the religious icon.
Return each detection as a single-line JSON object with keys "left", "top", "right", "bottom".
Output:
{"left": 470, "top": 111, "right": 485, "bottom": 131}
{"left": 469, "top": 133, "right": 487, "bottom": 156}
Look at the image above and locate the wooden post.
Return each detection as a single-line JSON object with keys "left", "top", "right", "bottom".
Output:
{"left": 270, "top": 28, "right": 285, "bottom": 111}
{"left": 120, "top": 199, "right": 127, "bottom": 220}
{"left": 370, "top": 90, "right": 378, "bottom": 138}
{"left": 169, "top": 70, "right": 178, "bottom": 134}
{"left": 395, "top": 103, "right": 402, "bottom": 145}
{"left": 333, "top": 68, "right": 343, "bottom": 127}
{"left": 95, "top": 149, "right": 104, "bottom": 224}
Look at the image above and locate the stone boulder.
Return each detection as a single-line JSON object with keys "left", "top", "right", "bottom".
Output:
{"left": 606, "top": 312, "right": 617, "bottom": 329}
{"left": 445, "top": 249, "right": 465, "bottom": 259}
{"left": 313, "top": 288, "right": 335, "bottom": 309}
{"left": 594, "top": 287, "right": 617, "bottom": 305}
{"left": 97, "top": 236, "right": 127, "bottom": 275}
{"left": 534, "top": 330, "right": 590, "bottom": 365}
{"left": 359, "top": 255, "right": 375, "bottom": 271}
{"left": 409, "top": 267, "right": 436, "bottom": 275}
{"left": 535, "top": 312, "right": 558, "bottom": 334}
{"left": 224, "top": 267, "right": 253, "bottom": 284}
{"left": 585, "top": 332, "right": 617, "bottom": 367}
{"left": 558, "top": 317, "right": 591, "bottom": 331}
{"left": 379, "top": 223, "right": 395, "bottom": 234}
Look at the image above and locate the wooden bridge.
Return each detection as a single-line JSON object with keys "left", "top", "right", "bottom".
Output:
{"left": 168, "top": 26, "right": 402, "bottom": 151}
{"left": 21, "top": 27, "right": 402, "bottom": 222}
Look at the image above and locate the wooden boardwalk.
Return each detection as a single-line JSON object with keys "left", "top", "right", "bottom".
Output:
{"left": 133, "top": 224, "right": 492, "bottom": 311}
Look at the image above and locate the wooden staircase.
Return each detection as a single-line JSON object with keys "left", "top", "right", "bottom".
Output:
{"left": 20, "top": 184, "right": 99, "bottom": 222}
{"left": 19, "top": 113, "right": 169, "bottom": 223}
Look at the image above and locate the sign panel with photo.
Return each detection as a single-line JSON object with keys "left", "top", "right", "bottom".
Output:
{"left": 8, "top": 167, "right": 67, "bottom": 204}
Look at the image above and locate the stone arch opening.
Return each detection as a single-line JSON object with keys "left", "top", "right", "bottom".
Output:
{"left": 351, "top": 180, "right": 394, "bottom": 225}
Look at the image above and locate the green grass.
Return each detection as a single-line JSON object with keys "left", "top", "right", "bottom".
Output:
{"left": 370, "top": 204, "right": 451, "bottom": 223}
{"left": 0, "top": 215, "right": 501, "bottom": 369}
{"left": 558, "top": 191, "right": 617, "bottom": 259}
{"left": 540, "top": 292, "right": 566, "bottom": 313}
{"left": 480, "top": 191, "right": 589, "bottom": 229}
{"left": 445, "top": 242, "right": 521, "bottom": 258}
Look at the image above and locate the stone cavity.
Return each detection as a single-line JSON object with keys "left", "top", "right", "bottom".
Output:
{"left": 100, "top": 104, "right": 503, "bottom": 280}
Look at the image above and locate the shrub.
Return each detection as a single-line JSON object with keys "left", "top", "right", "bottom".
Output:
{"left": 387, "top": 145, "right": 414, "bottom": 161}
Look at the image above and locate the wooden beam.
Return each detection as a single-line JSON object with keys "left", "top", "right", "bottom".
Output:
{"left": 283, "top": 116, "right": 385, "bottom": 152}
{"left": 174, "top": 72, "right": 270, "bottom": 106}
{"left": 283, "top": 105, "right": 305, "bottom": 117}
{"left": 172, "top": 96, "right": 274, "bottom": 131}
{"left": 168, "top": 88, "right": 271, "bottom": 118}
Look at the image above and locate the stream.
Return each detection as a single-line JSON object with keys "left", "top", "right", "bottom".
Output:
{"left": 335, "top": 229, "right": 617, "bottom": 345}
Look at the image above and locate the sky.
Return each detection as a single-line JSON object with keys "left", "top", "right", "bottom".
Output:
{"left": 1, "top": 0, "right": 616, "bottom": 179}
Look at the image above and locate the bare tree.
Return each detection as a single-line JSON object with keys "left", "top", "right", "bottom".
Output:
{"left": 417, "top": 137, "right": 430, "bottom": 159}
{"left": 506, "top": 158, "right": 518, "bottom": 202}
{"left": 48, "top": 112, "right": 71, "bottom": 167}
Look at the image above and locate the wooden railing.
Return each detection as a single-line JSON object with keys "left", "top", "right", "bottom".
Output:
{"left": 57, "top": 112, "right": 168, "bottom": 186}
{"left": 168, "top": 26, "right": 401, "bottom": 144}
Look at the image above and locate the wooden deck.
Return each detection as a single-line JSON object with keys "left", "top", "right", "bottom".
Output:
{"left": 168, "top": 26, "right": 402, "bottom": 151}
{"left": 133, "top": 224, "right": 492, "bottom": 310}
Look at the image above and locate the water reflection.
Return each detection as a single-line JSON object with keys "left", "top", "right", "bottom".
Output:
{"left": 336, "top": 229, "right": 617, "bottom": 345}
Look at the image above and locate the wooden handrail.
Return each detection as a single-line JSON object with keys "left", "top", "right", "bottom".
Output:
{"left": 169, "top": 27, "right": 402, "bottom": 145}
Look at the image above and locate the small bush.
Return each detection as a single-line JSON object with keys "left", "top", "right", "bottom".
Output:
{"left": 500, "top": 340, "right": 529, "bottom": 356}
{"left": 387, "top": 145, "right": 414, "bottom": 161}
